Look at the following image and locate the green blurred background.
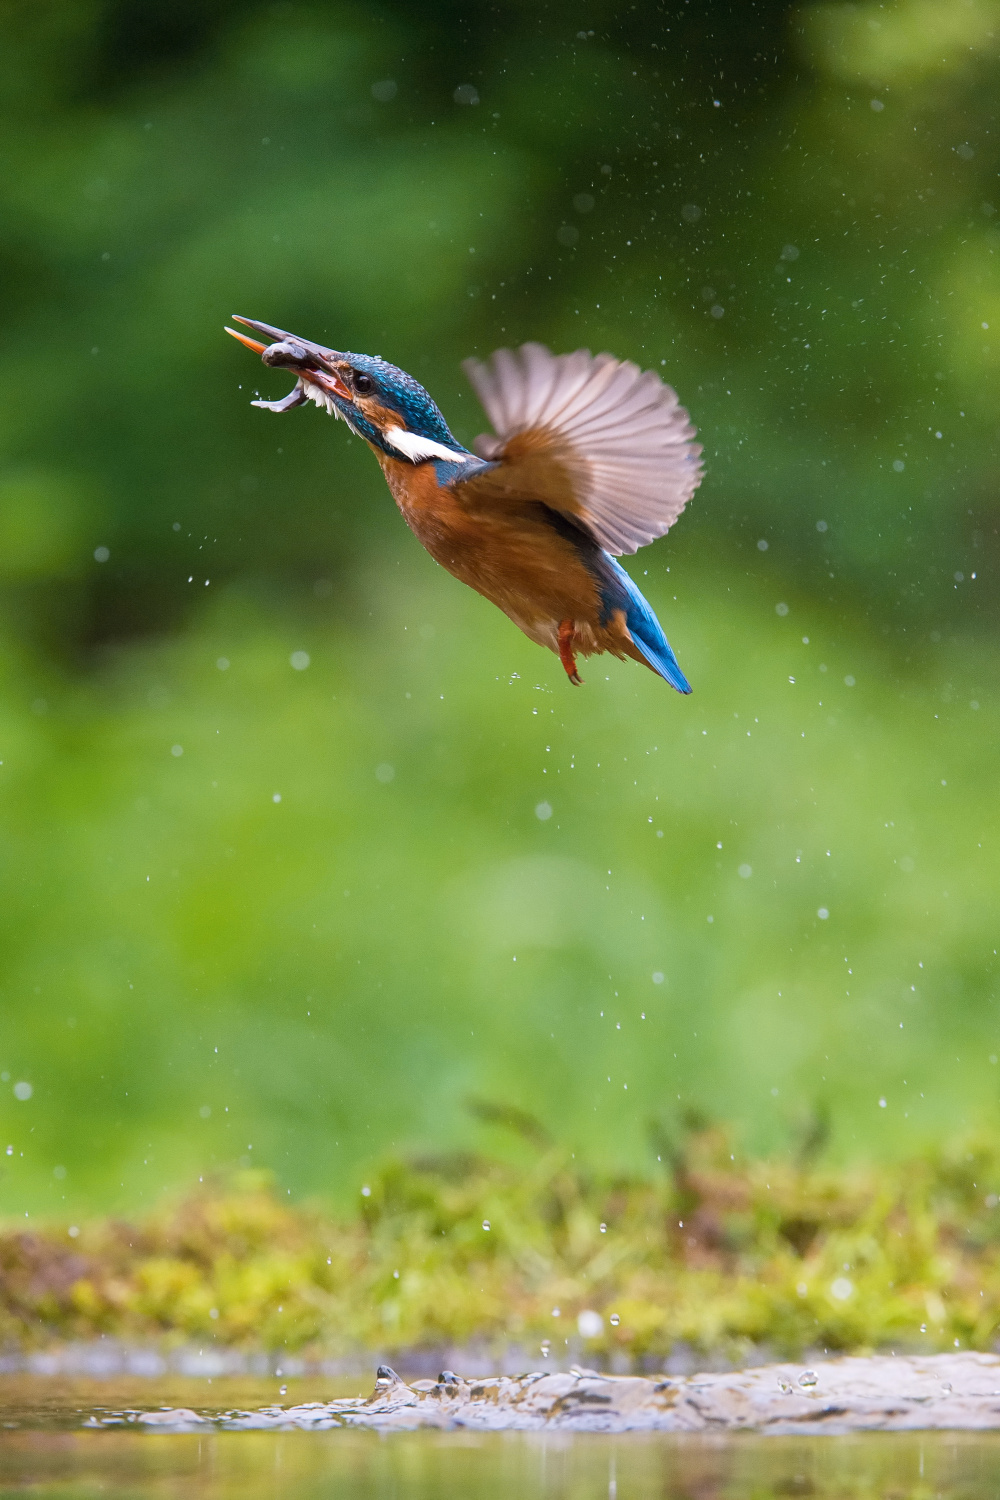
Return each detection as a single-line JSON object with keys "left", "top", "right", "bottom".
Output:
{"left": 0, "top": 0, "right": 997, "bottom": 1219}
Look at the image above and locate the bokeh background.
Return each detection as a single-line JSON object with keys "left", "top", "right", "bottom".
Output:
{"left": 0, "top": 0, "right": 997, "bottom": 1219}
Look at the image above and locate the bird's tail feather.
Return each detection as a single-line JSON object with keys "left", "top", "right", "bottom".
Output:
{"left": 605, "top": 558, "right": 692, "bottom": 694}
{"left": 628, "top": 620, "right": 692, "bottom": 693}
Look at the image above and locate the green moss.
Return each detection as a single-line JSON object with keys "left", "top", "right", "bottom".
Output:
{"left": 4, "top": 1124, "right": 1000, "bottom": 1364}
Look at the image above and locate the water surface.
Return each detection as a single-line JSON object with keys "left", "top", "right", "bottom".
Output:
{"left": 2, "top": 1380, "right": 1000, "bottom": 1499}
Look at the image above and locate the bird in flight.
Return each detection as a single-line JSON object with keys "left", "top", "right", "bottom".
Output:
{"left": 225, "top": 318, "right": 703, "bottom": 691}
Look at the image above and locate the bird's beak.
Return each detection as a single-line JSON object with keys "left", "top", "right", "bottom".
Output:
{"left": 225, "top": 326, "right": 268, "bottom": 356}
{"left": 224, "top": 315, "right": 353, "bottom": 402}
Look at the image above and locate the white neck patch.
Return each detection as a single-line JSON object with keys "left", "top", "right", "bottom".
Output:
{"left": 383, "top": 425, "right": 468, "bottom": 465}
{"left": 301, "top": 384, "right": 466, "bottom": 463}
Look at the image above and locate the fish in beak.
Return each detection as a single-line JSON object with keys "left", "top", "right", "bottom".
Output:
{"left": 224, "top": 315, "right": 353, "bottom": 411}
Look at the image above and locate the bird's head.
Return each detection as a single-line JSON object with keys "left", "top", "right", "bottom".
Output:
{"left": 225, "top": 316, "right": 472, "bottom": 468}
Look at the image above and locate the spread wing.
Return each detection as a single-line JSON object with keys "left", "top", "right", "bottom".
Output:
{"left": 459, "top": 342, "right": 702, "bottom": 556}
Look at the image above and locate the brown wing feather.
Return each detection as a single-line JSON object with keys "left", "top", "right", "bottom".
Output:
{"left": 460, "top": 343, "right": 703, "bottom": 555}
{"left": 461, "top": 427, "right": 587, "bottom": 517}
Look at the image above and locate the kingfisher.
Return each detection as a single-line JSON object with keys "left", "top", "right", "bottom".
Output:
{"left": 225, "top": 318, "right": 703, "bottom": 691}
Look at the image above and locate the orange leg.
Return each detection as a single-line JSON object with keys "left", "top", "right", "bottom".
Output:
{"left": 558, "top": 619, "right": 583, "bottom": 685}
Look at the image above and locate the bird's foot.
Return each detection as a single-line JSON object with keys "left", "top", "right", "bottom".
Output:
{"left": 558, "top": 620, "right": 583, "bottom": 685}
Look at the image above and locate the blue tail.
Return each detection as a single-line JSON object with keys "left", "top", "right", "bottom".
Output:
{"left": 602, "top": 556, "right": 692, "bottom": 694}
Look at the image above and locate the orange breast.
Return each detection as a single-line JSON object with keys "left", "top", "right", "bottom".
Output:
{"left": 376, "top": 453, "right": 605, "bottom": 630}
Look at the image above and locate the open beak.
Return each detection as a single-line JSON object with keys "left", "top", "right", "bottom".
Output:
{"left": 224, "top": 315, "right": 353, "bottom": 407}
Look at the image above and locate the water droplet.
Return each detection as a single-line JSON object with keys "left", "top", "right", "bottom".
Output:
{"left": 93, "top": 546, "right": 110, "bottom": 563}
{"left": 798, "top": 1370, "right": 818, "bottom": 1387}
{"left": 577, "top": 1309, "right": 604, "bottom": 1338}
{"left": 13, "top": 1082, "right": 32, "bottom": 1101}
{"left": 290, "top": 651, "right": 310, "bottom": 671}
{"left": 599, "top": 1223, "right": 607, "bottom": 1233}
{"left": 609, "top": 1313, "right": 620, "bottom": 1327}
{"left": 482, "top": 1220, "right": 491, "bottom": 1231}
{"left": 830, "top": 1277, "right": 854, "bottom": 1301}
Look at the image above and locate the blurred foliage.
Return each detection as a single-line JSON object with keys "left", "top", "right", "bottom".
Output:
{"left": 6, "top": 1121, "right": 1000, "bottom": 1364}
{"left": 0, "top": 0, "right": 998, "bottom": 1218}
{"left": 0, "top": 560, "right": 996, "bottom": 1213}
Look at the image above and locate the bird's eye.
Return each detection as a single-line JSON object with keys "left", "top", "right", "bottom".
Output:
{"left": 352, "top": 372, "right": 374, "bottom": 395}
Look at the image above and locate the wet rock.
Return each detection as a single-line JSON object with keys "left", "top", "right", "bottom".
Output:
{"left": 206, "top": 1354, "right": 1000, "bottom": 1434}
{"left": 137, "top": 1408, "right": 208, "bottom": 1427}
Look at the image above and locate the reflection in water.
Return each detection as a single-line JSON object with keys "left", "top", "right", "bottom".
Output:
{"left": 0, "top": 1382, "right": 998, "bottom": 1499}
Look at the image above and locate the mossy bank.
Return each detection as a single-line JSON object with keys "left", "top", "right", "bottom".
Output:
{"left": 4, "top": 1124, "right": 1000, "bottom": 1366}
